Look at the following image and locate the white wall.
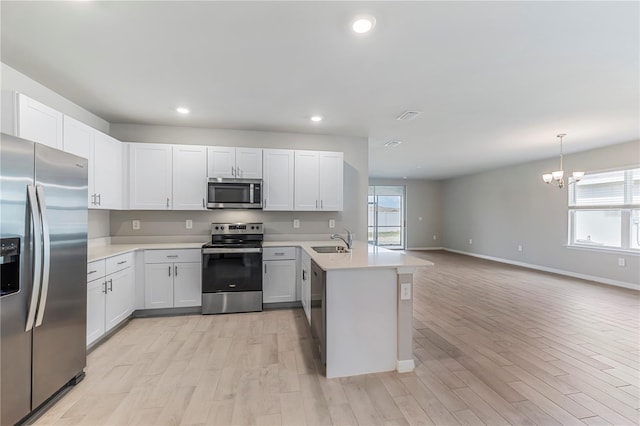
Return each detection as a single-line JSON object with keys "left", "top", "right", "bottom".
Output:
{"left": 369, "top": 178, "right": 442, "bottom": 249}
{"left": 109, "top": 123, "right": 368, "bottom": 241}
{"left": 441, "top": 140, "right": 640, "bottom": 288}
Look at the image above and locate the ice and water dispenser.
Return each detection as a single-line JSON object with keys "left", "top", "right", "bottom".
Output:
{"left": 0, "top": 237, "right": 20, "bottom": 297}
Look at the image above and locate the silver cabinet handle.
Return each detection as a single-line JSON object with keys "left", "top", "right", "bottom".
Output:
{"left": 35, "top": 186, "right": 50, "bottom": 328}
{"left": 202, "top": 198, "right": 205, "bottom": 208}
{"left": 97, "top": 193, "right": 101, "bottom": 206}
{"left": 117, "top": 260, "right": 127, "bottom": 265}
{"left": 88, "top": 270, "right": 98, "bottom": 275}
{"left": 102, "top": 281, "right": 108, "bottom": 294}
{"left": 264, "top": 264, "right": 267, "bottom": 274}
{"left": 166, "top": 255, "right": 178, "bottom": 258}
{"left": 231, "top": 166, "right": 236, "bottom": 177}
{"left": 108, "top": 278, "right": 113, "bottom": 292}
{"left": 166, "top": 197, "right": 170, "bottom": 208}
{"left": 321, "top": 200, "right": 323, "bottom": 209}
{"left": 168, "top": 265, "right": 171, "bottom": 276}
{"left": 274, "top": 252, "right": 284, "bottom": 256}
{"left": 174, "top": 265, "right": 178, "bottom": 276}
{"left": 302, "top": 270, "right": 307, "bottom": 281}
{"left": 91, "top": 193, "right": 96, "bottom": 206}
{"left": 25, "top": 185, "right": 43, "bottom": 332}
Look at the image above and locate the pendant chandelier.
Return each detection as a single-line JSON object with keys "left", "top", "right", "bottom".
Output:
{"left": 542, "top": 133, "right": 584, "bottom": 189}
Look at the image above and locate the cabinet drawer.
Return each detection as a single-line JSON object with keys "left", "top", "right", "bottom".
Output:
{"left": 144, "top": 249, "right": 201, "bottom": 264}
{"left": 106, "top": 252, "right": 134, "bottom": 275}
{"left": 263, "top": 246, "right": 296, "bottom": 261}
{"left": 87, "top": 260, "right": 105, "bottom": 281}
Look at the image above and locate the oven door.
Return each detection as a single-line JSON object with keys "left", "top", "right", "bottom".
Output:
{"left": 202, "top": 247, "right": 263, "bottom": 293}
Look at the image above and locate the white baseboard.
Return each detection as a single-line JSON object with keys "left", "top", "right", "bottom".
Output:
{"left": 444, "top": 248, "right": 639, "bottom": 291}
{"left": 407, "top": 246, "right": 443, "bottom": 251}
{"left": 396, "top": 359, "right": 415, "bottom": 373}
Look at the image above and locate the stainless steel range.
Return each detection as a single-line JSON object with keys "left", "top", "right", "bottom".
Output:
{"left": 201, "top": 223, "right": 263, "bottom": 314}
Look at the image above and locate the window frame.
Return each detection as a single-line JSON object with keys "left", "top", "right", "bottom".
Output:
{"left": 567, "top": 167, "right": 640, "bottom": 254}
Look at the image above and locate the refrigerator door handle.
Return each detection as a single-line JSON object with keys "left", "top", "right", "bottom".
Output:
{"left": 25, "top": 185, "right": 43, "bottom": 332}
{"left": 34, "top": 185, "right": 51, "bottom": 327}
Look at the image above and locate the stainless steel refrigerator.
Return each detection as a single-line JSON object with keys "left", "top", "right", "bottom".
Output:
{"left": 1, "top": 133, "right": 88, "bottom": 425}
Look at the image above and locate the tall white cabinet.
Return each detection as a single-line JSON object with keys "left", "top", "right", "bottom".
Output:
{"left": 128, "top": 143, "right": 173, "bottom": 209}
{"left": 263, "top": 149, "right": 294, "bottom": 211}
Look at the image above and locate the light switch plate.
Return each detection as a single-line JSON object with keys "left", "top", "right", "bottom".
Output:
{"left": 186, "top": 220, "right": 193, "bottom": 229}
{"left": 132, "top": 220, "right": 140, "bottom": 230}
{"left": 293, "top": 219, "right": 300, "bottom": 228}
{"left": 400, "top": 283, "right": 411, "bottom": 300}
{"left": 618, "top": 258, "right": 626, "bottom": 267}
{"left": 329, "top": 219, "right": 335, "bottom": 228}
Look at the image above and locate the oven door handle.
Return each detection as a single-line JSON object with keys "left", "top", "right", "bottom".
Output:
{"left": 202, "top": 247, "right": 263, "bottom": 254}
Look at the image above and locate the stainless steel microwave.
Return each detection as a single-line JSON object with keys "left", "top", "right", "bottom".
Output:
{"left": 207, "top": 178, "right": 262, "bottom": 209}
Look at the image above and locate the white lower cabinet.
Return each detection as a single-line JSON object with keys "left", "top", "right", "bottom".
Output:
{"left": 300, "top": 251, "right": 311, "bottom": 324}
{"left": 86, "top": 252, "right": 135, "bottom": 347}
{"left": 143, "top": 249, "right": 202, "bottom": 309}
{"left": 263, "top": 247, "right": 297, "bottom": 304}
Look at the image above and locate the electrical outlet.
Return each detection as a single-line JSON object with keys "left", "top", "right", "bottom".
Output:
{"left": 400, "top": 283, "right": 412, "bottom": 300}
{"left": 329, "top": 219, "right": 335, "bottom": 228}
{"left": 517, "top": 244, "right": 523, "bottom": 252}
{"left": 293, "top": 219, "right": 300, "bottom": 228}
{"left": 618, "top": 258, "right": 626, "bottom": 267}
{"left": 186, "top": 219, "right": 193, "bottom": 229}
{"left": 468, "top": 238, "right": 473, "bottom": 245}
{"left": 433, "top": 235, "right": 437, "bottom": 241}
{"left": 132, "top": 220, "right": 140, "bottom": 230}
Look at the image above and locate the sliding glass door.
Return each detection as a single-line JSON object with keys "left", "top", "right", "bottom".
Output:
{"left": 368, "top": 186, "right": 405, "bottom": 249}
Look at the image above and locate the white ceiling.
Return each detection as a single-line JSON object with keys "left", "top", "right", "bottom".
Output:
{"left": 2, "top": 1, "right": 638, "bottom": 179}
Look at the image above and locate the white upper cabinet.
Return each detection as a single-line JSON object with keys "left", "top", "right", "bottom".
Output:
{"left": 318, "top": 151, "right": 344, "bottom": 211}
{"left": 93, "top": 131, "right": 122, "bottom": 210}
{"left": 207, "top": 146, "right": 262, "bottom": 179}
{"left": 63, "top": 115, "right": 93, "bottom": 159}
{"left": 263, "top": 149, "right": 294, "bottom": 211}
{"left": 173, "top": 145, "right": 207, "bottom": 210}
{"left": 129, "top": 143, "right": 173, "bottom": 210}
{"left": 235, "top": 148, "right": 263, "bottom": 179}
{"left": 294, "top": 150, "right": 343, "bottom": 211}
{"left": 4, "top": 92, "right": 64, "bottom": 150}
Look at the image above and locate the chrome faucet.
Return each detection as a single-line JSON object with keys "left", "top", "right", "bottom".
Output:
{"left": 331, "top": 229, "right": 353, "bottom": 250}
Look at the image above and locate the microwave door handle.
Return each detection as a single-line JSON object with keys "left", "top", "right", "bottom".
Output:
{"left": 250, "top": 184, "right": 254, "bottom": 204}
{"left": 25, "top": 185, "right": 43, "bottom": 332}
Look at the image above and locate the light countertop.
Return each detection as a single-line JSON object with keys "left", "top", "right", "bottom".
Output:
{"left": 264, "top": 241, "right": 433, "bottom": 271}
{"left": 88, "top": 240, "right": 433, "bottom": 271}
{"left": 88, "top": 242, "right": 206, "bottom": 262}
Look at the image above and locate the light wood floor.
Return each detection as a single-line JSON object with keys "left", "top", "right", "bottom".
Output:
{"left": 35, "top": 251, "right": 639, "bottom": 425}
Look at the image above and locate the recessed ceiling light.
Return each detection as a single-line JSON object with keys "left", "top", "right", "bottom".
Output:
{"left": 384, "top": 140, "right": 403, "bottom": 147}
{"left": 310, "top": 115, "right": 323, "bottom": 122}
{"left": 351, "top": 16, "right": 376, "bottom": 34}
{"left": 396, "top": 111, "right": 422, "bottom": 121}
{"left": 403, "top": 176, "right": 408, "bottom": 179}
{"left": 176, "top": 107, "right": 190, "bottom": 114}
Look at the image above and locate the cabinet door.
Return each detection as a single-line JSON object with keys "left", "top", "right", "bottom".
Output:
{"left": 319, "top": 151, "right": 344, "bottom": 211}
{"left": 144, "top": 263, "right": 174, "bottom": 309}
{"left": 87, "top": 278, "right": 106, "bottom": 346}
{"left": 93, "top": 131, "right": 122, "bottom": 210}
{"left": 207, "top": 146, "right": 236, "bottom": 178}
{"left": 235, "top": 148, "right": 263, "bottom": 178}
{"left": 263, "top": 149, "right": 294, "bottom": 211}
{"left": 173, "top": 262, "right": 202, "bottom": 307}
{"left": 17, "top": 94, "right": 63, "bottom": 149}
{"left": 263, "top": 259, "right": 297, "bottom": 303}
{"left": 294, "top": 150, "right": 320, "bottom": 211}
{"left": 129, "top": 143, "right": 172, "bottom": 209}
{"left": 105, "top": 268, "right": 134, "bottom": 332}
{"left": 62, "top": 115, "right": 92, "bottom": 159}
{"left": 173, "top": 145, "right": 207, "bottom": 210}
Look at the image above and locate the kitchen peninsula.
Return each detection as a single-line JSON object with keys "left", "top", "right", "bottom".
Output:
{"left": 264, "top": 240, "right": 433, "bottom": 378}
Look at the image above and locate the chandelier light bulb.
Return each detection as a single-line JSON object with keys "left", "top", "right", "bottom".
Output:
{"left": 541, "top": 133, "right": 584, "bottom": 189}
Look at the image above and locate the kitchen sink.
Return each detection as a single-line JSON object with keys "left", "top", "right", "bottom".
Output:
{"left": 311, "top": 246, "right": 350, "bottom": 254}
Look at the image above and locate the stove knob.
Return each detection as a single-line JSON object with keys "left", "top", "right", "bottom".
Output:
{"left": 214, "top": 226, "right": 219, "bottom": 230}
{"left": 220, "top": 226, "right": 225, "bottom": 231}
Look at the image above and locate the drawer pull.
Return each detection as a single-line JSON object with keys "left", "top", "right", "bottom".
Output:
{"left": 117, "top": 260, "right": 127, "bottom": 265}
{"left": 166, "top": 255, "right": 178, "bottom": 258}
{"left": 88, "top": 270, "right": 97, "bottom": 274}
{"left": 274, "top": 252, "right": 284, "bottom": 256}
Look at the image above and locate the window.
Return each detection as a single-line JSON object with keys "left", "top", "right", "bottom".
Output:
{"left": 368, "top": 186, "right": 405, "bottom": 249}
{"left": 568, "top": 168, "right": 640, "bottom": 252}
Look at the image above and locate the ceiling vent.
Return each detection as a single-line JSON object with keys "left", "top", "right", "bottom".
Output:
{"left": 384, "top": 140, "right": 403, "bottom": 148}
{"left": 396, "top": 111, "right": 422, "bottom": 121}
